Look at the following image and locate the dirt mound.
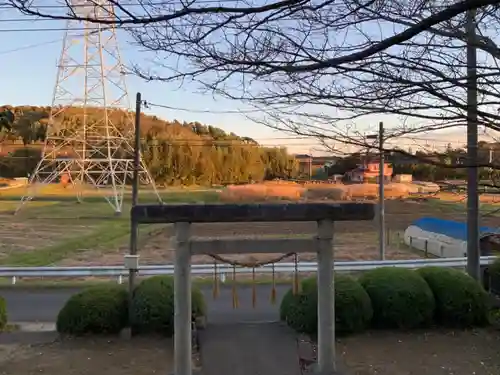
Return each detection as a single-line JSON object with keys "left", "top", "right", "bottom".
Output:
{"left": 303, "top": 184, "right": 348, "bottom": 200}
{"left": 412, "top": 181, "right": 441, "bottom": 193}
{"left": 261, "top": 180, "right": 300, "bottom": 186}
{"left": 219, "top": 182, "right": 418, "bottom": 201}
{"left": 219, "top": 183, "right": 304, "bottom": 201}
{"left": 303, "top": 183, "right": 413, "bottom": 200}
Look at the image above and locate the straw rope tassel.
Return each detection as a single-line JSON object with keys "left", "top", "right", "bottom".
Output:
{"left": 270, "top": 263, "right": 277, "bottom": 305}
{"left": 232, "top": 265, "right": 239, "bottom": 309}
{"left": 212, "top": 261, "right": 219, "bottom": 300}
{"left": 252, "top": 267, "right": 257, "bottom": 308}
{"left": 292, "top": 253, "right": 300, "bottom": 295}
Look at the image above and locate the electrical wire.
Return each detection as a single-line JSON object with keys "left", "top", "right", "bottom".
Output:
{"left": 141, "top": 103, "right": 483, "bottom": 146}
{"left": 143, "top": 101, "right": 295, "bottom": 115}
{"left": 0, "top": 21, "right": 236, "bottom": 32}
{"left": 0, "top": 26, "right": 127, "bottom": 32}
{"left": 0, "top": 0, "right": 243, "bottom": 9}
{"left": 0, "top": 0, "right": 293, "bottom": 32}
{"left": 0, "top": 136, "right": 314, "bottom": 145}
{"left": 0, "top": 38, "right": 61, "bottom": 55}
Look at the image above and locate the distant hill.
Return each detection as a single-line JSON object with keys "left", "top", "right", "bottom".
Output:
{"left": 0, "top": 105, "right": 300, "bottom": 185}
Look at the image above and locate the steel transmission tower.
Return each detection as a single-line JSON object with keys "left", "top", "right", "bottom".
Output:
{"left": 16, "top": 0, "right": 160, "bottom": 214}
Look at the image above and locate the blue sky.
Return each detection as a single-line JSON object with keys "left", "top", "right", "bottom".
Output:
{"left": 0, "top": 7, "right": 316, "bottom": 148}
{"left": 0, "top": 5, "right": 485, "bottom": 154}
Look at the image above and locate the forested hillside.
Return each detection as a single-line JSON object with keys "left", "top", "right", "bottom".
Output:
{"left": 0, "top": 106, "right": 299, "bottom": 185}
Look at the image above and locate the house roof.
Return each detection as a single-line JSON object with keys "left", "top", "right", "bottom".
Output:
{"left": 410, "top": 217, "right": 499, "bottom": 241}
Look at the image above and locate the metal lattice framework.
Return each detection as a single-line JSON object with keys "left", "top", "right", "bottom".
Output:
{"left": 16, "top": 0, "right": 160, "bottom": 214}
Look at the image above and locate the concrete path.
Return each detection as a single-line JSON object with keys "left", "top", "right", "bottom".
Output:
{"left": 199, "top": 322, "right": 302, "bottom": 375}
{"left": 3, "top": 285, "right": 291, "bottom": 323}
{"left": 0, "top": 331, "right": 58, "bottom": 345}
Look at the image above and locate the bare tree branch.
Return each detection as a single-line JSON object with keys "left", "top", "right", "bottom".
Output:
{"left": 7, "top": 0, "right": 500, "bottom": 174}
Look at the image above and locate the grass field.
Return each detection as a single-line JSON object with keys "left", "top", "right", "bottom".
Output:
{"left": 0, "top": 185, "right": 498, "bottom": 268}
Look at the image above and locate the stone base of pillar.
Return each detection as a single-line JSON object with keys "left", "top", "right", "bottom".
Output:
{"left": 195, "top": 316, "right": 207, "bottom": 330}
{"left": 119, "top": 327, "right": 132, "bottom": 340}
{"left": 308, "top": 363, "right": 347, "bottom": 375}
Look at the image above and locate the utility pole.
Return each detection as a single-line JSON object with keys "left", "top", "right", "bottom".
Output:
{"left": 128, "top": 92, "right": 141, "bottom": 327}
{"left": 309, "top": 154, "right": 313, "bottom": 180}
{"left": 466, "top": 9, "right": 480, "bottom": 280}
{"left": 378, "top": 122, "right": 386, "bottom": 260}
{"left": 368, "top": 122, "right": 386, "bottom": 260}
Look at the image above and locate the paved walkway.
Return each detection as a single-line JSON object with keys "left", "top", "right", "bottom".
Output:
{"left": 3, "top": 285, "right": 290, "bottom": 323}
{"left": 199, "top": 322, "right": 302, "bottom": 375}
{"left": 0, "top": 331, "right": 58, "bottom": 345}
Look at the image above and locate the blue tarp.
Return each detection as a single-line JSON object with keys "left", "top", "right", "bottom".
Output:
{"left": 410, "top": 217, "right": 499, "bottom": 241}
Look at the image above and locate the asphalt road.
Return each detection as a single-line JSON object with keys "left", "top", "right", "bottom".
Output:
{"left": 2, "top": 284, "right": 291, "bottom": 323}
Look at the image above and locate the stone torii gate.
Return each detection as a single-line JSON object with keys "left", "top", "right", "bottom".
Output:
{"left": 131, "top": 202, "right": 374, "bottom": 375}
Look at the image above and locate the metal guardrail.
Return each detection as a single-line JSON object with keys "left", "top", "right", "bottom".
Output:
{"left": 0, "top": 256, "right": 496, "bottom": 284}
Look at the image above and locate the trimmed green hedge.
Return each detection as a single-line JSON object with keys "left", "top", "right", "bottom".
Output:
{"left": 56, "top": 285, "right": 128, "bottom": 335}
{"left": 490, "top": 257, "right": 500, "bottom": 279}
{"left": 489, "top": 257, "right": 500, "bottom": 294}
{"left": 417, "top": 267, "right": 490, "bottom": 327}
{"left": 0, "top": 295, "right": 6, "bottom": 330}
{"left": 280, "top": 275, "right": 373, "bottom": 336}
{"left": 359, "top": 267, "right": 435, "bottom": 329}
{"left": 131, "top": 275, "right": 206, "bottom": 336}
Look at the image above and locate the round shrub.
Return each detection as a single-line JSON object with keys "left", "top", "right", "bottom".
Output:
{"left": 335, "top": 275, "right": 373, "bottom": 334}
{"left": 0, "top": 295, "right": 7, "bottom": 330}
{"left": 279, "top": 276, "right": 319, "bottom": 330}
{"left": 56, "top": 285, "right": 128, "bottom": 335}
{"left": 280, "top": 275, "right": 373, "bottom": 336}
{"left": 489, "top": 257, "right": 500, "bottom": 279}
{"left": 279, "top": 288, "right": 296, "bottom": 322}
{"left": 279, "top": 283, "right": 318, "bottom": 334}
{"left": 488, "top": 257, "right": 500, "bottom": 292}
{"left": 131, "top": 276, "right": 206, "bottom": 336}
{"left": 279, "top": 289, "right": 304, "bottom": 329}
{"left": 359, "top": 267, "right": 435, "bottom": 329}
{"left": 417, "top": 267, "right": 490, "bottom": 327}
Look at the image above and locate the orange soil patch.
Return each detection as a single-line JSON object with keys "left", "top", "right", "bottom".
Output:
{"left": 219, "top": 182, "right": 422, "bottom": 202}
{"left": 219, "top": 183, "right": 304, "bottom": 201}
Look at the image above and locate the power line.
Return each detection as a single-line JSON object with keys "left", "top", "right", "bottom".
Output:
{"left": 0, "top": 38, "right": 61, "bottom": 55}
{"left": 143, "top": 101, "right": 294, "bottom": 115}
{"left": 0, "top": 17, "right": 113, "bottom": 22}
{"left": 0, "top": 136, "right": 313, "bottom": 144}
{"left": 0, "top": 32, "right": 137, "bottom": 55}
{"left": 0, "top": 0, "right": 286, "bottom": 31}
{"left": 0, "top": 26, "right": 119, "bottom": 32}
{"left": 0, "top": 21, "right": 228, "bottom": 32}
{"left": 0, "top": 136, "right": 369, "bottom": 147}
{"left": 0, "top": 0, "right": 242, "bottom": 9}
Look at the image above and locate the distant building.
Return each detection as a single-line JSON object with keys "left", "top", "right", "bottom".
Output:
{"left": 393, "top": 174, "right": 413, "bottom": 183}
{"left": 345, "top": 161, "right": 393, "bottom": 182}
{"left": 294, "top": 154, "right": 341, "bottom": 176}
